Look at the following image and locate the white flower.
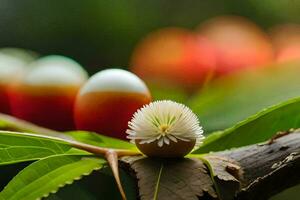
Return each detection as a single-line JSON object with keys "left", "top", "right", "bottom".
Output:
{"left": 126, "top": 100, "right": 204, "bottom": 148}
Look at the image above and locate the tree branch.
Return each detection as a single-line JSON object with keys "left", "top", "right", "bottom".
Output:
{"left": 215, "top": 131, "right": 300, "bottom": 199}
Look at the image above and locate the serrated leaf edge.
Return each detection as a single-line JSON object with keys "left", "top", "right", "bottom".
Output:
{"left": 37, "top": 163, "right": 104, "bottom": 200}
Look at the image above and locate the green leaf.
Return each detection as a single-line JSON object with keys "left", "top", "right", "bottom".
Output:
{"left": 0, "top": 131, "right": 72, "bottom": 165}
{"left": 121, "top": 156, "right": 217, "bottom": 200}
{"left": 193, "top": 97, "right": 300, "bottom": 153}
{"left": 65, "top": 131, "right": 137, "bottom": 150}
{"left": 0, "top": 155, "right": 106, "bottom": 200}
{"left": 46, "top": 168, "right": 137, "bottom": 200}
{"left": 189, "top": 62, "right": 300, "bottom": 133}
{"left": 0, "top": 162, "right": 32, "bottom": 191}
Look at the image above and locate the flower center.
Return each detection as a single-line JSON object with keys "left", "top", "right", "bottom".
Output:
{"left": 159, "top": 124, "right": 170, "bottom": 136}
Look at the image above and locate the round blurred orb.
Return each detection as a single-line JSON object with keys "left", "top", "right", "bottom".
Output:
{"left": 130, "top": 27, "right": 216, "bottom": 92}
{"left": 0, "top": 53, "right": 29, "bottom": 114}
{"left": 9, "top": 55, "right": 88, "bottom": 131}
{"left": 197, "top": 15, "right": 274, "bottom": 76}
{"left": 0, "top": 48, "right": 39, "bottom": 64}
{"left": 269, "top": 24, "right": 300, "bottom": 63}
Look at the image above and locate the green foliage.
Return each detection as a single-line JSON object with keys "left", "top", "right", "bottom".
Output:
{"left": 193, "top": 97, "right": 300, "bottom": 153}
{"left": 0, "top": 130, "right": 138, "bottom": 200}
{"left": 189, "top": 62, "right": 300, "bottom": 133}
{"left": 44, "top": 168, "right": 137, "bottom": 200}
{"left": 0, "top": 155, "right": 105, "bottom": 200}
{"left": 66, "top": 131, "right": 136, "bottom": 150}
{"left": 0, "top": 131, "right": 71, "bottom": 165}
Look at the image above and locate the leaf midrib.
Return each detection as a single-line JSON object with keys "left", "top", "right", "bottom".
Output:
{"left": 153, "top": 164, "right": 163, "bottom": 200}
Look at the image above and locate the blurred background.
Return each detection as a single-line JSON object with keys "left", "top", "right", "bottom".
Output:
{"left": 1, "top": 1, "right": 300, "bottom": 199}
{"left": 1, "top": 0, "right": 300, "bottom": 73}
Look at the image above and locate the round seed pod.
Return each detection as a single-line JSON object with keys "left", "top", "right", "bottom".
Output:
{"left": 127, "top": 100, "right": 204, "bottom": 157}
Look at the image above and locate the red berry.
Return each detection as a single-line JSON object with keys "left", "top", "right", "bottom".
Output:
{"left": 74, "top": 69, "right": 151, "bottom": 140}
{"left": 9, "top": 55, "right": 88, "bottom": 131}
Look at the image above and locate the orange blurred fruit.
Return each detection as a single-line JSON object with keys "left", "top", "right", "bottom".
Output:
{"left": 269, "top": 24, "right": 300, "bottom": 63}
{"left": 198, "top": 15, "right": 274, "bottom": 76}
{"left": 131, "top": 27, "right": 216, "bottom": 92}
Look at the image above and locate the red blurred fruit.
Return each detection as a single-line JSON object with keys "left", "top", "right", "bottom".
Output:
{"left": 130, "top": 27, "right": 216, "bottom": 91}
{"left": 269, "top": 24, "right": 300, "bottom": 62}
{"left": 9, "top": 55, "right": 88, "bottom": 131}
{"left": 198, "top": 15, "right": 274, "bottom": 75}
{"left": 74, "top": 69, "right": 151, "bottom": 140}
{"left": 0, "top": 53, "right": 29, "bottom": 114}
{"left": 0, "top": 84, "right": 11, "bottom": 114}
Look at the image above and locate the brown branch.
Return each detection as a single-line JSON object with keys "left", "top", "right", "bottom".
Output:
{"left": 215, "top": 131, "right": 300, "bottom": 199}
{"left": 106, "top": 150, "right": 127, "bottom": 200}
